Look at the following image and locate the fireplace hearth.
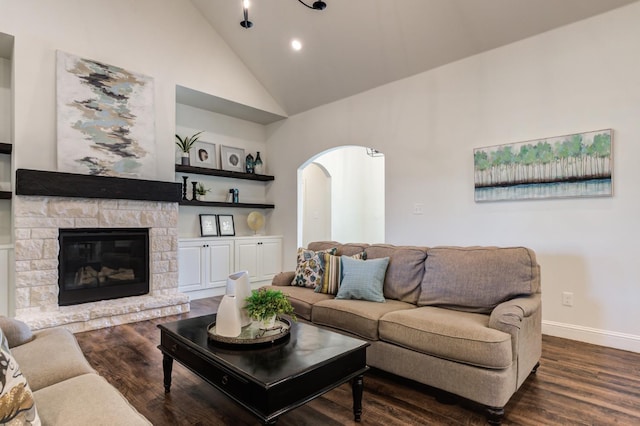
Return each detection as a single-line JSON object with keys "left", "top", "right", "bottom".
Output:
{"left": 58, "top": 228, "right": 150, "bottom": 306}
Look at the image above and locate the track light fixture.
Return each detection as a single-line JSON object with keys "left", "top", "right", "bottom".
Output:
{"left": 240, "top": 0, "right": 253, "bottom": 29}
{"left": 240, "top": 0, "right": 327, "bottom": 29}
{"left": 298, "top": 0, "right": 327, "bottom": 10}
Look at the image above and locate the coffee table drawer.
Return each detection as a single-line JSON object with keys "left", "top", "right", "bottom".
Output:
{"left": 160, "top": 334, "right": 249, "bottom": 398}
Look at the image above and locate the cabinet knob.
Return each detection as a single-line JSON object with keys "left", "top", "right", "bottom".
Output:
{"left": 221, "top": 375, "right": 229, "bottom": 385}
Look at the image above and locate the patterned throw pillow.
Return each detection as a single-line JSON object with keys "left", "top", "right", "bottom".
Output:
{"left": 0, "top": 328, "right": 41, "bottom": 425}
{"left": 336, "top": 256, "right": 390, "bottom": 303}
{"left": 291, "top": 247, "right": 337, "bottom": 288}
{"left": 315, "top": 251, "right": 367, "bottom": 295}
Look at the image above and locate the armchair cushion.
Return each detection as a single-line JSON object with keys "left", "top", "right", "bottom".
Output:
{"left": 0, "top": 316, "right": 34, "bottom": 348}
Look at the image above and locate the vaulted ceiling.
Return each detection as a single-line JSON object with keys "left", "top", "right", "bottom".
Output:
{"left": 192, "top": 0, "right": 637, "bottom": 116}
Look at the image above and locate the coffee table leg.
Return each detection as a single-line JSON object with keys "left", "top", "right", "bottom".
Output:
{"left": 351, "top": 374, "right": 364, "bottom": 422}
{"left": 163, "top": 354, "right": 173, "bottom": 393}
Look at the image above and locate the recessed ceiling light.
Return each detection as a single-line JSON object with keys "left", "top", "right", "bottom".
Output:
{"left": 291, "top": 39, "right": 302, "bottom": 51}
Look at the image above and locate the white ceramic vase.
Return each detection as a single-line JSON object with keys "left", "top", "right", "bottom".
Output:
{"left": 226, "top": 270, "right": 251, "bottom": 327}
{"left": 216, "top": 295, "right": 241, "bottom": 337}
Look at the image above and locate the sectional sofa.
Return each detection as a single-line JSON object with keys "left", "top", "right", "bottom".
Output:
{"left": 0, "top": 317, "right": 150, "bottom": 425}
{"left": 266, "top": 242, "right": 542, "bottom": 425}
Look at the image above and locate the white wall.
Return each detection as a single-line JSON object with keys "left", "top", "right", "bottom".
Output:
{"left": 0, "top": 0, "right": 284, "bottom": 182}
{"left": 267, "top": 3, "right": 640, "bottom": 352}
{"left": 311, "top": 146, "right": 385, "bottom": 244}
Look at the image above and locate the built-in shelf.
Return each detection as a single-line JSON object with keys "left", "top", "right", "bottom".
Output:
{"left": 179, "top": 199, "right": 274, "bottom": 209}
{"left": 0, "top": 192, "right": 11, "bottom": 200}
{"left": 175, "top": 164, "right": 274, "bottom": 182}
{"left": 0, "top": 143, "right": 12, "bottom": 155}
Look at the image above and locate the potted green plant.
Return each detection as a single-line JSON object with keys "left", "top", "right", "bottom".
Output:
{"left": 175, "top": 131, "right": 203, "bottom": 165}
{"left": 195, "top": 183, "right": 210, "bottom": 201}
{"left": 245, "top": 288, "right": 296, "bottom": 329}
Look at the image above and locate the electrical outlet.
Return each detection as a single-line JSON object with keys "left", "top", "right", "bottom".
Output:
{"left": 562, "top": 291, "right": 574, "bottom": 307}
{"left": 413, "top": 203, "right": 424, "bottom": 215}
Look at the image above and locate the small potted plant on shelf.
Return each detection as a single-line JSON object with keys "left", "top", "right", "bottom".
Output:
{"left": 195, "top": 183, "right": 210, "bottom": 201}
{"left": 175, "top": 131, "right": 203, "bottom": 165}
{"left": 245, "top": 288, "right": 296, "bottom": 329}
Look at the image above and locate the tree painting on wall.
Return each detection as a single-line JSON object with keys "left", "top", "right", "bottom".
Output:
{"left": 56, "top": 50, "right": 156, "bottom": 178}
{"left": 474, "top": 129, "right": 612, "bottom": 202}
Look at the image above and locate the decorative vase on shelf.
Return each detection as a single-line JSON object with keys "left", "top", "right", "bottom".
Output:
{"left": 181, "top": 153, "right": 190, "bottom": 166}
{"left": 226, "top": 271, "right": 252, "bottom": 327}
{"left": 245, "top": 153, "right": 255, "bottom": 174}
{"left": 254, "top": 152, "right": 263, "bottom": 174}
{"left": 216, "top": 295, "right": 241, "bottom": 337}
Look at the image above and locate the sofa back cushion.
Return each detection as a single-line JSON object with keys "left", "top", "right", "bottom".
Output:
{"left": 418, "top": 246, "right": 540, "bottom": 313}
{"left": 365, "top": 244, "right": 428, "bottom": 304}
{"left": 308, "top": 241, "right": 369, "bottom": 256}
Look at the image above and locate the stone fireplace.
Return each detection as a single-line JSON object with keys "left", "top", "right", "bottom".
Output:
{"left": 13, "top": 169, "right": 189, "bottom": 332}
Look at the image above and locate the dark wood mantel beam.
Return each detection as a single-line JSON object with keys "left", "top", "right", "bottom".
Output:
{"left": 15, "top": 169, "right": 181, "bottom": 203}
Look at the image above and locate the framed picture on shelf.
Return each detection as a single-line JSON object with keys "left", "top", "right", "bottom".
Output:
{"left": 190, "top": 141, "right": 217, "bottom": 169}
{"left": 221, "top": 145, "right": 245, "bottom": 172}
{"left": 199, "top": 214, "right": 218, "bottom": 237}
{"left": 218, "top": 214, "right": 235, "bottom": 236}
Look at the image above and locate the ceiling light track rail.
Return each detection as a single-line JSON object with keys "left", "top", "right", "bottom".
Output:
{"left": 240, "top": 0, "right": 327, "bottom": 29}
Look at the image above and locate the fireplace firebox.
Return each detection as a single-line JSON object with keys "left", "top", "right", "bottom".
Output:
{"left": 58, "top": 228, "right": 150, "bottom": 306}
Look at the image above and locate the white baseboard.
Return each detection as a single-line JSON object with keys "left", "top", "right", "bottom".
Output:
{"left": 542, "top": 320, "right": 640, "bottom": 353}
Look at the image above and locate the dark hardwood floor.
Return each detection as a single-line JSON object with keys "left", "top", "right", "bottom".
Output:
{"left": 75, "top": 298, "right": 640, "bottom": 425}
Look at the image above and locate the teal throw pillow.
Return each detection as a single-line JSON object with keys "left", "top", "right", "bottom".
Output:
{"left": 336, "top": 256, "right": 389, "bottom": 303}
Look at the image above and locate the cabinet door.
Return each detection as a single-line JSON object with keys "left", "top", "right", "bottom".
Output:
{"left": 178, "top": 242, "right": 206, "bottom": 293}
{"left": 234, "top": 239, "right": 260, "bottom": 282}
{"left": 259, "top": 238, "right": 282, "bottom": 281}
{"left": 205, "top": 239, "right": 234, "bottom": 289}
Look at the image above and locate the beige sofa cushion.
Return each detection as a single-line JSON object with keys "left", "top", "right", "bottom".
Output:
{"left": 418, "top": 246, "right": 540, "bottom": 313}
{"left": 308, "top": 241, "right": 369, "bottom": 256}
{"left": 312, "top": 299, "right": 415, "bottom": 340}
{"left": 11, "top": 328, "right": 96, "bottom": 391}
{"left": 34, "top": 373, "right": 151, "bottom": 425}
{"left": 379, "top": 307, "right": 513, "bottom": 369}
{"left": 365, "top": 244, "right": 428, "bottom": 304}
{"left": 261, "top": 285, "right": 333, "bottom": 321}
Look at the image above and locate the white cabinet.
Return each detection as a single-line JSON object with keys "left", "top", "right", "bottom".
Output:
{"left": 178, "top": 236, "right": 282, "bottom": 299}
{"left": 234, "top": 237, "right": 282, "bottom": 284}
{"left": 178, "top": 238, "right": 234, "bottom": 299}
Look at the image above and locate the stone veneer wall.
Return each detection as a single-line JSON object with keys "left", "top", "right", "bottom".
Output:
{"left": 12, "top": 196, "right": 189, "bottom": 332}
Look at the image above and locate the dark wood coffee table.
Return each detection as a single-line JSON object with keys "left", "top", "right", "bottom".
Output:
{"left": 158, "top": 314, "right": 369, "bottom": 424}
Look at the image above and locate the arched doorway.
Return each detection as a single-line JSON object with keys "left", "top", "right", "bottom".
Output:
{"left": 298, "top": 146, "right": 385, "bottom": 247}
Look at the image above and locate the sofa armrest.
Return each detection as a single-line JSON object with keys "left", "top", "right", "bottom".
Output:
{"left": 272, "top": 271, "right": 295, "bottom": 286}
{"left": 489, "top": 293, "right": 542, "bottom": 387}
{"left": 489, "top": 293, "right": 540, "bottom": 331}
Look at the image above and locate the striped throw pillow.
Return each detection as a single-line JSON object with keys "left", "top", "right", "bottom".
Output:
{"left": 315, "top": 251, "right": 366, "bottom": 295}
